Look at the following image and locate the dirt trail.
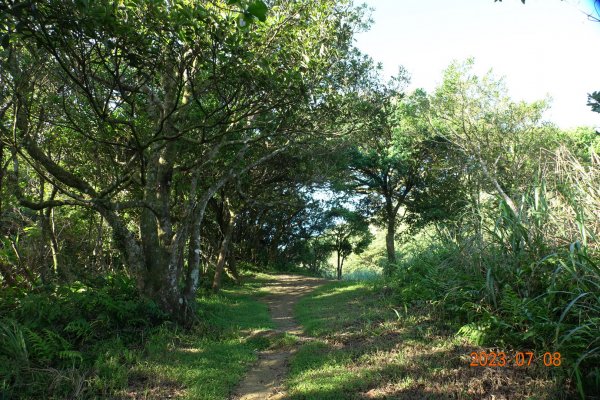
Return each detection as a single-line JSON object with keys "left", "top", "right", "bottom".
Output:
{"left": 230, "top": 274, "right": 325, "bottom": 400}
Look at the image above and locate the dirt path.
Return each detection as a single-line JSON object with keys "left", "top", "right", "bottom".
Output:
{"left": 230, "top": 274, "right": 326, "bottom": 400}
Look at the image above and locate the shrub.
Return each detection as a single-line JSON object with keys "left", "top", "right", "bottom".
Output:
{"left": 0, "top": 274, "right": 167, "bottom": 399}
{"left": 389, "top": 149, "right": 600, "bottom": 397}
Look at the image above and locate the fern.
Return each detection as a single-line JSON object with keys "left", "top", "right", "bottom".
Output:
{"left": 457, "top": 323, "right": 487, "bottom": 345}
{"left": 25, "top": 328, "right": 72, "bottom": 364}
{"left": 58, "top": 350, "right": 83, "bottom": 365}
{"left": 64, "top": 319, "right": 92, "bottom": 341}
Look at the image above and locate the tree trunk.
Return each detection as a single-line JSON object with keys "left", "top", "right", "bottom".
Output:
{"left": 385, "top": 198, "right": 397, "bottom": 265}
{"left": 226, "top": 251, "right": 240, "bottom": 284}
{"left": 226, "top": 214, "right": 240, "bottom": 284}
{"left": 38, "top": 181, "right": 61, "bottom": 281}
{"left": 181, "top": 181, "right": 215, "bottom": 308}
{"left": 136, "top": 139, "right": 185, "bottom": 316}
{"left": 336, "top": 250, "right": 342, "bottom": 280}
{"left": 213, "top": 199, "right": 234, "bottom": 293}
{"left": 92, "top": 215, "right": 105, "bottom": 272}
{"left": 96, "top": 207, "right": 146, "bottom": 287}
{"left": 185, "top": 205, "right": 203, "bottom": 291}
{"left": 45, "top": 187, "right": 61, "bottom": 278}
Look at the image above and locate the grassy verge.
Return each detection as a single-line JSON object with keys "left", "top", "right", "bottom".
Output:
{"left": 287, "top": 281, "right": 570, "bottom": 400}
{"left": 0, "top": 274, "right": 275, "bottom": 399}
{"left": 118, "top": 287, "right": 274, "bottom": 400}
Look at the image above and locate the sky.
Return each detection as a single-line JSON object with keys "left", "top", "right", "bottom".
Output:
{"left": 354, "top": 0, "right": 600, "bottom": 129}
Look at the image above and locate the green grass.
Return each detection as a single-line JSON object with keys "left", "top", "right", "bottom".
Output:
{"left": 287, "top": 340, "right": 371, "bottom": 400}
{"left": 295, "top": 281, "right": 382, "bottom": 337}
{"left": 117, "top": 288, "right": 275, "bottom": 400}
{"left": 287, "top": 281, "right": 568, "bottom": 400}
{"left": 0, "top": 274, "right": 276, "bottom": 399}
{"left": 288, "top": 281, "right": 394, "bottom": 399}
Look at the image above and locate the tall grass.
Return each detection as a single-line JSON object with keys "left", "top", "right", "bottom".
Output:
{"left": 391, "top": 146, "right": 600, "bottom": 398}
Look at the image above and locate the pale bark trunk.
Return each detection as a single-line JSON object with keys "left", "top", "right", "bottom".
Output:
{"left": 49, "top": 208, "right": 59, "bottom": 275}
{"left": 180, "top": 205, "right": 210, "bottom": 315}
{"left": 93, "top": 215, "right": 105, "bottom": 271}
{"left": 213, "top": 199, "right": 234, "bottom": 293}
{"left": 385, "top": 198, "right": 397, "bottom": 265}
{"left": 182, "top": 145, "right": 269, "bottom": 305}
{"left": 185, "top": 205, "right": 203, "bottom": 292}
{"left": 181, "top": 188, "right": 212, "bottom": 307}
{"left": 226, "top": 251, "right": 240, "bottom": 284}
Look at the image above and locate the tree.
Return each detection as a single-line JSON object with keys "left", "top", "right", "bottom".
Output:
{"left": 323, "top": 208, "right": 373, "bottom": 280}
{"left": 587, "top": 91, "right": 600, "bottom": 114}
{"left": 427, "top": 59, "right": 555, "bottom": 216}
{"left": 0, "top": 0, "right": 371, "bottom": 320}
{"left": 343, "top": 76, "right": 437, "bottom": 266}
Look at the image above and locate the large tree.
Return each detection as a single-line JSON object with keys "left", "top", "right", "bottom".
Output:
{"left": 343, "top": 77, "right": 438, "bottom": 266}
{"left": 0, "top": 0, "right": 371, "bottom": 319}
{"left": 427, "top": 59, "right": 555, "bottom": 216}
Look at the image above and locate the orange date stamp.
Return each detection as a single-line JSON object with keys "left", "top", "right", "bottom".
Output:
{"left": 469, "top": 351, "right": 562, "bottom": 367}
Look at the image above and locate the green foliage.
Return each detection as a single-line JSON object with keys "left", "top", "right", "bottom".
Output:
{"left": 0, "top": 274, "right": 276, "bottom": 399}
{"left": 298, "top": 237, "right": 334, "bottom": 274}
{"left": 0, "top": 319, "right": 29, "bottom": 394}
{"left": 335, "top": 268, "right": 381, "bottom": 281}
{"left": 321, "top": 208, "right": 374, "bottom": 279}
{"left": 331, "top": 226, "right": 386, "bottom": 273}
{"left": 1, "top": 0, "right": 599, "bottom": 396}
{"left": 2, "top": 276, "right": 166, "bottom": 335}
{"left": 246, "top": 0, "right": 268, "bottom": 22}
{"left": 1, "top": 0, "right": 374, "bottom": 317}
{"left": 587, "top": 91, "right": 600, "bottom": 113}
{"left": 389, "top": 182, "right": 600, "bottom": 397}
{"left": 0, "top": 275, "right": 167, "bottom": 398}
{"left": 369, "top": 61, "right": 599, "bottom": 397}
{"left": 557, "top": 126, "right": 600, "bottom": 162}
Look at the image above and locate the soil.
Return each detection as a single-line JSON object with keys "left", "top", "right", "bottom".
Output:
{"left": 229, "top": 274, "right": 326, "bottom": 400}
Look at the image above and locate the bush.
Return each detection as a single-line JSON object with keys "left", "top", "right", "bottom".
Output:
{"left": 0, "top": 274, "right": 167, "bottom": 399}
{"left": 389, "top": 156, "right": 600, "bottom": 397}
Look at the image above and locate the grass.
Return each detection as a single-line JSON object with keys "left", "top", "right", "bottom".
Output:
{"left": 115, "top": 285, "right": 275, "bottom": 400}
{"left": 0, "top": 274, "right": 276, "bottom": 399}
{"left": 287, "top": 281, "right": 570, "bottom": 400}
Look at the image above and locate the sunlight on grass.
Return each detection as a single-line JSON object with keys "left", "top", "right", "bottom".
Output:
{"left": 311, "top": 284, "right": 365, "bottom": 299}
{"left": 287, "top": 280, "right": 564, "bottom": 400}
{"left": 119, "top": 288, "right": 274, "bottom": 400}
{"left": 287, "top": 341, "right": 373, "bottom": 400}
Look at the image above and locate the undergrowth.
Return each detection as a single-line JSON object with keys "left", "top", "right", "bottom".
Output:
{"left": 0, "top": 274, "right": 273, "bottom": 399}
{"left": 289, "top": 281, "right": 566, "bottom": 399}
{"left": 390, "top": 184, "right": 600, "bottom": 398}
{"left": 0, "top": 275, "right": 166, "bottom": 398}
